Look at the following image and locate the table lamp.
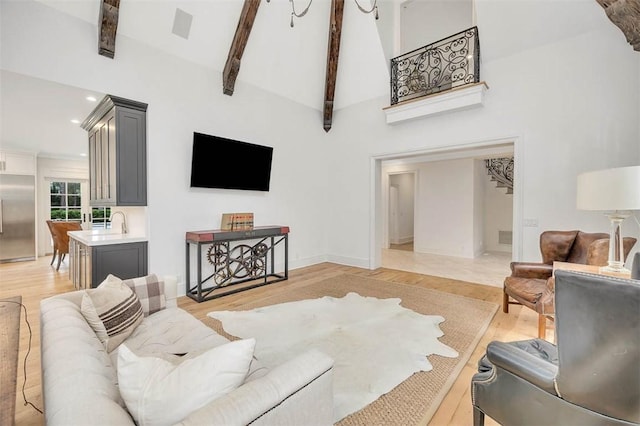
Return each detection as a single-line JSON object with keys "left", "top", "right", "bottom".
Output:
{"left": 576, "top": 165, "right": 640, "bottom": 273}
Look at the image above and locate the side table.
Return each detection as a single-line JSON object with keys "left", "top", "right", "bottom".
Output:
{"left": 552, "top": 261, "right": 631, "bottom": 279}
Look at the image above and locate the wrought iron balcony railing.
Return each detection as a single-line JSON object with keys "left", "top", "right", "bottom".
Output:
{"left": 390, "top": 26, "right": 480, "bottom": 105}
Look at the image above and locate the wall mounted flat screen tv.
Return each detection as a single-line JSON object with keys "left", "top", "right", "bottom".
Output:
{"left": 190, "top": 132, "right": 273, "bottom": 191}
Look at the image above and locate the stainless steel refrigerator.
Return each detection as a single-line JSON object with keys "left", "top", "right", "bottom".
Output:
{"left": 0, "top": 174, "right": 36, "bottom": 262}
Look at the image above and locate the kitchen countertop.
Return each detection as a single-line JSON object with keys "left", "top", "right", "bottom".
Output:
{"left": 68, "top": 229, "right": 148, "bottom": 246}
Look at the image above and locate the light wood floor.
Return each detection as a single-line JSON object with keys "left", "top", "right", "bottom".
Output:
{"left": 0, "top": 257, "right": 551, "bottom": 426}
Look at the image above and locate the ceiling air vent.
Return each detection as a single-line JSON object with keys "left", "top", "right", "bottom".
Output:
{"left": 172, "top": 8, "right": 193, "bottom": 40}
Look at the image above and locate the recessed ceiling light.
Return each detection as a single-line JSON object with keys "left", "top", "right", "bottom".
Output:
{"left": 70, "top": 119, "right": 80, "bottom": 124}
{"left": 86, "top": 96, "right": 97, "bottom": 102}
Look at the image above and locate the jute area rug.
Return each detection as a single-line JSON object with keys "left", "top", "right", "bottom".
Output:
{"left": 203, "top": 274, "right": 498, "bottom": 425}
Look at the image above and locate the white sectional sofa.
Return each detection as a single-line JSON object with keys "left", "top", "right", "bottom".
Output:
{"left": 40, "top": 276, "right": 334, "bottom": 425}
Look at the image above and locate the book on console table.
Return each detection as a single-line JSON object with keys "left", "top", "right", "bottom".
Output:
{"left": 220, "top": 213, "right": 254, "bottom": 231}
{"left": 186, "top": 226, "right": 290, "bottom": 243}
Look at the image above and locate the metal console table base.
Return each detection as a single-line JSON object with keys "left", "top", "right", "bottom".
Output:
{"left": 185, "top": 226, "right": 289, "bottom": 302}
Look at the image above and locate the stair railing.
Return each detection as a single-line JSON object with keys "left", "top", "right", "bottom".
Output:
{"left": 485, "top": 158, "right": 514, "bottom": 194}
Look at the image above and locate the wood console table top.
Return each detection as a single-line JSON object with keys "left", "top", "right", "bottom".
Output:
{"left": 553, "top": 261, "right": 631, "bottom": 279}
{"left": 0, "top": 296, "right": 22, "bottom": 426}
{"left": 186, "top": 226, "right": 290, "bottom": 243}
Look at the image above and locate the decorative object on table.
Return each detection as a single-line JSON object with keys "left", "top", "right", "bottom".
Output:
{"left": 205, "top": 273, "right": 498, "bottom": 425}
{"left": 185, "top": 226, "right": 289, "bottom": 302}
{"left": 472, "top": 270, "right": 640, "bottom": 426}
{"left": 502, "top": 230, "right": 636, "bottom": 339}
{"left": 577, "top": 165, "right": 640, "bottom": 273}
{"left": 220, "top": 212, "right": 254, "bottom": 231}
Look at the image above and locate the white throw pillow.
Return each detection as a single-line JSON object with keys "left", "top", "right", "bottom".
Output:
{"left": 117, "top": 338, "right": 256, "bottom": 426}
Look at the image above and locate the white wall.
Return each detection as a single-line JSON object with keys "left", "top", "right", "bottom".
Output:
{"left": 326, "top": 11, "right": 640, "bottom": 267}
{"left": 415, "top": 159, "right": 471, "bottom": 257}
{"left": 375, "top": 0, "right": 399, "bottom": 62}
{"left": 2, "top": 1, "right": 331, "bottom": 292}
{"left": 386, "top": 159, "right": 480, "bottom": 258}
{"left": 483, "top": 165, "right": 513, "bottom": 253}
{"left": 473, "top": 159, "right": 485, "bottom": 256}
{"left": 400, "top": 0, "right": 473, "bottom": 52}
{"left": 389, "top": 173, "right": 414, "bottom": 244}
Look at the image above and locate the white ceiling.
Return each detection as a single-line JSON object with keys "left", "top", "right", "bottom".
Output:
{"left": 0, "top": 70, "right": 105, "bottom": 159}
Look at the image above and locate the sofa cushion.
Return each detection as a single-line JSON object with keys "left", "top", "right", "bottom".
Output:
{"left": 122, "top": 274, "right": 166, "bottom": 316}
{"left": 118, "top": 308, "right": 231, "bottom": 358}
{"left": 81, "top": 279, "right": 144, "bottom": 352}
{"left": 117, "top": 338, "right": 256, "bottom": 426}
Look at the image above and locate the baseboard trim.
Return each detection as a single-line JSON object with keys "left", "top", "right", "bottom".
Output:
{"left": 326, "top": 255, "right": 371, "bottom": 269}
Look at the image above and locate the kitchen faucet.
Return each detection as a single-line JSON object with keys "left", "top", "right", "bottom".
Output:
{"left": 109, "top": 211, "right": 128, "bottom": 234}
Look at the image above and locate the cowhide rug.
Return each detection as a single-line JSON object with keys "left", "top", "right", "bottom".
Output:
{"left": 208, "top": 292, "right": 458, "bottom": 421}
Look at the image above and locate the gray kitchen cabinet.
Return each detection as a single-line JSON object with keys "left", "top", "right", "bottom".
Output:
{"left": 70, "top": 238, "right": 148, "bottom": 289}
{"left": 82, "top": 95, "right": 147, "bottom": 206}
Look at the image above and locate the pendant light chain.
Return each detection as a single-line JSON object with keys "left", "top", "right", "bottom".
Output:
{"left": 290, "top": 0, "right": 313, "bottom": 27}
{"left": 353, "top": 0, "right": 378, "bottom": 19}
{"left": 268, "top": 0, "right": 379, "bottom": 28}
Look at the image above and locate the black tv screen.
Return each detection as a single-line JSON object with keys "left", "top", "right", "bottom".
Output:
{"left": 190, "top": 132, "right": 273, "bottom": 191}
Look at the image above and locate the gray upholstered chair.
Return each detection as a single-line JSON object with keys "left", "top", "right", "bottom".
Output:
{"left": 472, "top": 270, "right": 640, "bottom": 426}
{"left": 632, "top": 251, "right": 640, "bottom": 280}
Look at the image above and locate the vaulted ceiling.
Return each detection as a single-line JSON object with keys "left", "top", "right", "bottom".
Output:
{"left": 36, "top": 0, "right": 389, "bottom": 113}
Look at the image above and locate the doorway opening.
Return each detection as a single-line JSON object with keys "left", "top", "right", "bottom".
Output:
{"left": 370, "top": 137, "right": 521, "bottom": 287}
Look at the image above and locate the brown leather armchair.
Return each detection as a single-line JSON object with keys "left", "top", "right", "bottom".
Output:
{"left": 503, "top": 230, "right": 637, "bottom": 339}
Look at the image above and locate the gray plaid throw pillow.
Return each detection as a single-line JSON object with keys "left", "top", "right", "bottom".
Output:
{"left": 122, "top": 274, "right": 166, "bottom": 316}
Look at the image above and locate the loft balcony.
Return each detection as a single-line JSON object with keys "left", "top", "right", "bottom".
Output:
{"left": 384, "top": 26, "right": 488, "bottom": 124}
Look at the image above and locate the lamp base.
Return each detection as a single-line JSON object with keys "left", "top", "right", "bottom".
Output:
{"left": 602, "top": 211, "right": 631, "bottom": 276}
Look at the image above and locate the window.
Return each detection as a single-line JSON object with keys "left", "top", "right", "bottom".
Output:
{"left": 50, "top": 181, "right": 81, "bottom": 221}
{"left": 91, "top": 206, "right": 112, "bottom": 229}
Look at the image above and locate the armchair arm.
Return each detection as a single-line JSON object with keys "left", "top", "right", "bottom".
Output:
{"left": 486, "top": 340, "right": 558, "bottom": 395}
{"left": 510, "top": 262, "right": 553, "bottom": 279}
{"left": 176, "top": 350, "right": 334, "bottom": 426}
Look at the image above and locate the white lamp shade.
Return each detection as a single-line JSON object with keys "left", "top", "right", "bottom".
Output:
{"left": 577, "top": 166, "right": 640, "bottom": 211}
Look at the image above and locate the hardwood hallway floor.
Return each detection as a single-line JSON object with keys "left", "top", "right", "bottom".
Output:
{"left": 0, "top": 257, "right": 547, "bottom": 426}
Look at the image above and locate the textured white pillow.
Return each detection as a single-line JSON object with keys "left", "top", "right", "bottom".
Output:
{"left": 117, "top": 338, "right": 256, "bottom": 426}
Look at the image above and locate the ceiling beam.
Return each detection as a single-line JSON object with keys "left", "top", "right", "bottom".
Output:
{"left": 323, "top": 0, "right": 344, "bottom": 132}
{"left": 223, "top": 0, "right": 262, "bottom": 96}
{"left": 596, "top": 0, "right": 640, "bottom": 51}
{"left": 99, "top": 0, "right": 120, "bottom": 59}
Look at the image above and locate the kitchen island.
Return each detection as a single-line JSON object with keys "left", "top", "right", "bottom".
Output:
{"left": 68, "top": 230, "right": 148, "bottom": 289}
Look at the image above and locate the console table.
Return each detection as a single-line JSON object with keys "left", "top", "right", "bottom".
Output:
{"left": 185, "top": 226, "right": 289, "bottom": 302}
